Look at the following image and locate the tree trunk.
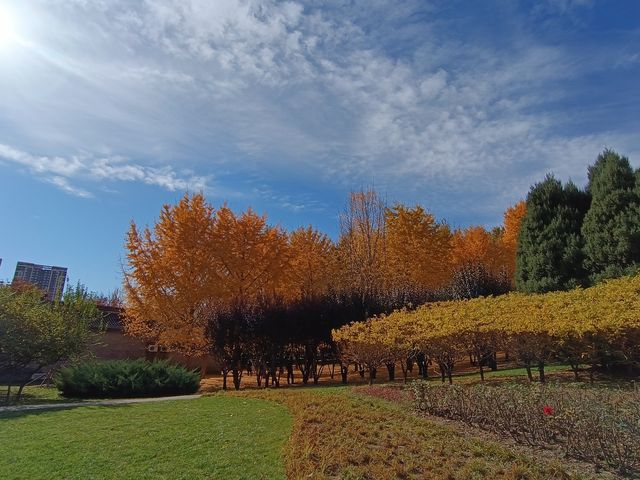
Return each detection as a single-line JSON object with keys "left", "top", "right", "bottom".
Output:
{"left": 286, "top": 363, "right": 294, "bottom": 384}
{"left": 368, "top": 367, "right": 375, "bottom": 386}
{"left": 538, "top": 361, "right": 546, "bottom": 383}
{"left": 570, "top": 362, "right": 580, "bottom": 381}
{"left": 232, "top": 368, "right": 242, "bottom": 390}
{"left": 312, "top": 362, "right": 321, "bottom": 385}
{"left": 479, "top": 363, "right": 485, "bottom": 382}
{"left": 222, "top": 369, "right": 229, "bottom": 390}
{"left": 16, "top": 384, "right": 26, "bottom": 401}
{"left": 406, "top": 357, "right": 414, "bottom": 373}
{"left": 341, "top": 365, "right": 348, "bottom": 384}
{"left": 386, "top": 362, "right": 395, "bottom": 381}
{"left": 489, "top": 352, "right": 498, "bottom": 371}
{"left": 525, "top": 364, "right": 533, "bottom": 382}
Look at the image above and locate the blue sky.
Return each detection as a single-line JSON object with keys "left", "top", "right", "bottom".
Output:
{"left": 0, "top": 0, "right": 639, "bottom": 293}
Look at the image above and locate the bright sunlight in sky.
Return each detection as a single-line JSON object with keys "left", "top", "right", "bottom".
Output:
{"left": 0, "top": 1, "right": 639, "bottom": 293}
{"left": 0, "top": 6, "right": 16, "bottom": 48}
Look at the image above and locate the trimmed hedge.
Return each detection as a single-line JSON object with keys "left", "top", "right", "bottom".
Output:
{"left": 56, "top": 359, "right": 200, "bottom": 398}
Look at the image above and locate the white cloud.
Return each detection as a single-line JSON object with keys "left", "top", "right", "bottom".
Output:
{"left": 45, "top": 176, "right": 92, "bottom": 198}
{"left": 0, "top": 144, "right": 210, "bottom": 196}
{"left": 1, "top": 0, "right": 638, "bottom": 220}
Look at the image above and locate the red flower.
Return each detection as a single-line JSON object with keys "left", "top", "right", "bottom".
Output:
{"left": 542, "top": 405, "right": 554, "bottom": 416}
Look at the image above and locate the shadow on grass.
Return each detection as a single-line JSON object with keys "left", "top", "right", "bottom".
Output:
{"left": 0, "top": 401, "right": 134, "bottom": 420}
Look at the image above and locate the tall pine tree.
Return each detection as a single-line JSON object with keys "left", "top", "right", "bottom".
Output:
{"left": 581, "top": 149, "right": 640, "bottom": 281}
{"left": 515, "top": 175, "right": 590, "bottom": 293}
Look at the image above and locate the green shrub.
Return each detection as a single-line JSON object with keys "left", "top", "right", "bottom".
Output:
{"left": 412, "top": 381, "right": 640, "bottom": 476}
{"left": 56, "top": 359, "right": 200, "bottom": 398}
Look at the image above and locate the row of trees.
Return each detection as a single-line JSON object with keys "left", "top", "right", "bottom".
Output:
{"left": 517, "top": 149, "right": 640, "bottom": 292}
{"left": 123, "top": 148, "right": 637, "bottom": 389}
{"left": 123, "top": 191, "right": 523, "bottom": 389}
{"left": 333, "top": 273, "right": 640, "bottom": 385}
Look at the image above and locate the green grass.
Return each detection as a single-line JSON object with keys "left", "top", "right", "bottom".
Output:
{"left": 420, "top": 363, "right": 574, "bottom": 384}
{"left": 0, "top": 385, "right": 617, "bottom": 479}
{"left": 1, "top": 385, "right": 75, "bottom": 405}
{"left": 0, "top": 397, "right": 292, "bottom": 480}
{"left": 470, "top": 363, "right": 571, "bottom": 379}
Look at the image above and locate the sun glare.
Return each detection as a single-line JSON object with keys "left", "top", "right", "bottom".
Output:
{"left": 0, "top": 6, "right": 16, "bottom": 47}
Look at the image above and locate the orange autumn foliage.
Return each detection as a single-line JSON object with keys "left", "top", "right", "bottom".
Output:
{"left": 451, "top": 226, "right": 501, "bottom": 272}
{"left": 124, "top": 193, "right": 217, "bottom": 355}
{"left": 385, "top": 204, "right": 452, "bottom": 291}
{"left": 449, "top": 201, "right": 525, "bottom": 284}
{"left": 124, "top": 195, "right": 290, "bottom": 355}
{"left": 211, "top": 205, "right": 289, "bottom": 305}
{"left": 288, "top": 226, "right": 336, "bottom": 299}
{"left": 500, "top": 200, "right": 526, "bottom": 281}
{"left": 123, "top": 191, "right": 525, "bottom": 358}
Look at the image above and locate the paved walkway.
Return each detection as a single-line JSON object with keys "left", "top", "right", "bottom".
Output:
{"left": 0, "top": 394, "right": 202, "bottom": 414}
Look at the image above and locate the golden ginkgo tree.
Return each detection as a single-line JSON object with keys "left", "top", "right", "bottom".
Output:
{"left": 124, "top": 193, "right": 218, "bottom": 356}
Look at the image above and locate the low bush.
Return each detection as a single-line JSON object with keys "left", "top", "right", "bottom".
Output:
{"left": 56, "top": 359, "right": 200, "bottom": 398}
{"left": 413, "top": 381, "right": 640, "bottom": 477}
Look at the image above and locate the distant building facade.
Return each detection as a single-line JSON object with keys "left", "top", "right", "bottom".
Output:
{"left": 12, "top": 261, "right": 67, "bottom": 301}
{"left": 91, "top": 305, "right": 219, "bottom": 374}
{"left": 91, "top": 305, "right": 147, "bottom": 361}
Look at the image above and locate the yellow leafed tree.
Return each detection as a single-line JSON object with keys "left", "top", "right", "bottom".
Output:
{"left": 123, "top": 193, "right": 218, "bottom": 355}
{"left": 385, "top": 204, "right": 452, "bottom": 292}
{"left": 288, "top": 226, "right": 336, "bottom": 300}
{"left": 211, "top": 205, "right": 290, "bottom": 306}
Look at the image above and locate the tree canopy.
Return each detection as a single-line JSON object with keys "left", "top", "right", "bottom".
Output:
{"left": 0, "top": 283, "right": 100, "bottom": 401}
{"left": 515, "top": 176, "right": 590, "bottom": 293}
{"left": 582, "top": 149, "right": 640, "bottom": 281}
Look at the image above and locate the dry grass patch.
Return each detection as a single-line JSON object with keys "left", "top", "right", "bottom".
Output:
{"left": 228, "top": 386, "right": 606, "bottom": 480}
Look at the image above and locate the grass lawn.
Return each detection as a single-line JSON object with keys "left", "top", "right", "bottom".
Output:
{"left": 446, "top": 363, "right": 573, "bottom": 382}
{"left": 1, "top": 385, "right": 76, "bottom": 406}
{"left": 234, "top": 386, "right": 611, "bottom": 480}
{"left": 0, "top": 396, "right": 292, "bottom": 480}
{"left": 1, "top": 385, "right": 616, "bottom": 479}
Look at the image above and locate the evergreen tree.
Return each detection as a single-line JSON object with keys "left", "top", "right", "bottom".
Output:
{"left": 515, "top": 175, "right": 590, "bottom": 293}
{"left": 581, "top": 149, "right": 640, "bottom": 281}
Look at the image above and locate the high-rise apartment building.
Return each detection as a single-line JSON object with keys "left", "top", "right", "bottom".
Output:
{"left": 12, "top": 261, "right": 67, "bottom": 301}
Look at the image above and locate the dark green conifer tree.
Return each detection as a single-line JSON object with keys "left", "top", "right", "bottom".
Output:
{"left": 515, "top": 175, "right": 590, "bottom": 293}
{"left": 581, "top": 149, "right": 640, "bottom": 281}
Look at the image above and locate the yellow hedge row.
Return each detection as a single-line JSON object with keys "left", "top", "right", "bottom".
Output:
{"left": 333, "top": 274, "right": 640, "bottom": 374}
